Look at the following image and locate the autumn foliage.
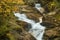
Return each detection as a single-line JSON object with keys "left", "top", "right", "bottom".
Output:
{"left": 0, "top": 0, "right": 24, "bottom": 13}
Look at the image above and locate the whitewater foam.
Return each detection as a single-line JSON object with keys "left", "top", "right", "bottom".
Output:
{"left": 14, "top": 13, "right": 45, "bottom": 40}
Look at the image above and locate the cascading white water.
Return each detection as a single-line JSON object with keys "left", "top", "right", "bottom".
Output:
{"left": 35, "top": 3, "right": 41, "bottom": 11}
{"left": 14, "top": 13, "right": 45, "bottom": 40}
{"left": 14, "top": 3, "right": 45, "bottom": 40}
{"left": 14, "top": 13, "right": 35, "bottom": 25}
{"left": 35, "top": 3, "right": 45, "bottom": 13}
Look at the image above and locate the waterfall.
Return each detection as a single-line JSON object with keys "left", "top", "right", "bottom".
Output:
{"left": 14, "top": 3, "right": 45, "bottom": 40}
{"left": 14, "top": 12, "right": 45, "bottom": 40}
{"left": 14, "top": 13, "right": 35, "bottom": 25}
{"left": 35, "top": 3, "right": 45, "bottom": 13}
{"left": 35, "top": 3, "right": 41, "bottom": 11}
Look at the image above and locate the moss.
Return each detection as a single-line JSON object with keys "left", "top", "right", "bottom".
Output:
{"left": 53, "top": 13, "right": 60, "bottom": 20}
{"left": 7, "top": 33, "right": 16, "bottom": 40}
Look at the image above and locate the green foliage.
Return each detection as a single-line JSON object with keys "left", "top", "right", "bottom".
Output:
{"left": 7, "top": 33, "right": 16, "bottom": 40}
{"left": 0, "top": 0, "right": 24, "bottom": 40}
{"left": 43, "top": 0, "right": 60, "bottom": 11}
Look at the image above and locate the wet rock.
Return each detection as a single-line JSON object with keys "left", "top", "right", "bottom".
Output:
{"left": 25, "top": 13, "right": 41, "bottom": 22}
{"left": 8, "top": 28, "right": 36, "bottom": 40}
{"left": 47, "top": 11, "right": 56, "bottom": 16}
{"left": 16, "top": 20, "right": 32, "bottom": 31}
{"left": 20, "top": 5, "right": 42, "bottom": 22}
{"left": 41, "top": 22, "right": 55, "bottom": 28}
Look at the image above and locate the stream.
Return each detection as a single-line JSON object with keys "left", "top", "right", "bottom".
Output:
{"left": 14, "top": 3, "right": 46, "bottom": 40}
